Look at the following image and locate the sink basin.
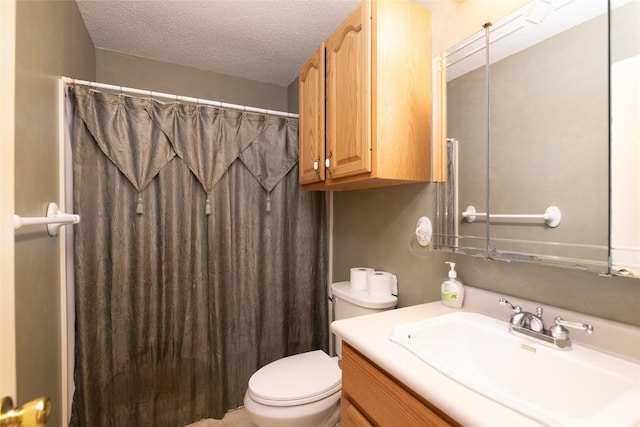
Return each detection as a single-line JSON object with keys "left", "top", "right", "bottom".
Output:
{"left": 390, "top": 312, "right": 640, "bottom": 426}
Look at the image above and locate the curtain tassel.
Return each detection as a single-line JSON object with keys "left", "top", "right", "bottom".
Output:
{"left": 265, "top": 193, "right": 271, "bottom": 213}
{"left": 205, "top": 197, "right": 212, "bottom": 216}
{"left": 136, "top": 195, "right": 144, "bottom": 215}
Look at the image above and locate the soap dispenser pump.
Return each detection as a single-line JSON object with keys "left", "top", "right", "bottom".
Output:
{"left": 441, "top": 262, "right": 464, "bottom": 308}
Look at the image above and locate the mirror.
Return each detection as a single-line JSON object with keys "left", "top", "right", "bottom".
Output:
{"left": 435, "top": 0, "right": 638, "bottom": 275}
{"left": 434, "top": 26, "right": 488, "bottom": 257}
{"left": 487, "top": 0, "right": 609, "bottom": 271}
{"left": 610, "top": 0, "right": 640, "bottom": 276}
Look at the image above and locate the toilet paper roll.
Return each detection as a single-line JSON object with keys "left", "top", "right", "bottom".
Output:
{"left": 366, "top": 271, "right": 398, "bottom": 296}
{"left": 350, "top": 267, "right": 374, "bottom": 290}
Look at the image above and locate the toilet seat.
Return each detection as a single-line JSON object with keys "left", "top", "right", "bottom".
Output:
{"left": 248, "top": 350, "right": 341, "bottom": 407}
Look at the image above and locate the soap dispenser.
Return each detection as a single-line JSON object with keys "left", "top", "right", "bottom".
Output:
{"left": 441, "top": 262, "right": 464, "bottom": 308}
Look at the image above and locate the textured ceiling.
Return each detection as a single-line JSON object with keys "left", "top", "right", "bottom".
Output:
{"left": 76, "top": 0, "right": 362, "bottom": 87}
{"left": 74, "top": 0, "right": 541, "bottom": 87}
{"left": 76, "top": 0, "right": 604, "bottom": 87}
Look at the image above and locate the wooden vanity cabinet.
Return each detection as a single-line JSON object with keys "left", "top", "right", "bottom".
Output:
{"left": 298, "top": 0, "right": 432, "bottom": 191}
{"left": 341, "top": 342, "right": 460, "bottom": 427}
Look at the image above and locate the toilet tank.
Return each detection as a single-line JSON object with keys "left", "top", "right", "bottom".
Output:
{"left": 330, "top": 281, "right": 397, "bottom": 357}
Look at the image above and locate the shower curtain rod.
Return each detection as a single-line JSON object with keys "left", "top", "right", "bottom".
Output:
{"left": 61, "top": 76, "right": 299, "bottom": 119}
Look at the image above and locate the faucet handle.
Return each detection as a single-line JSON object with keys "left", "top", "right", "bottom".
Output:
{"left": 499, "top": 298, "right": 522, "bottom": 313}
{"left": 550, "top": 316, "right": 594, "bottom": 339}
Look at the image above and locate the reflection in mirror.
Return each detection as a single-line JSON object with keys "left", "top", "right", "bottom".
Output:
{"left": 435, "top": 0, "right": 611, "bottom": 273}
{"left": 610, "top": 0, "right": 640, "bottom": 277}
{"left": 434, "top": 28, "right": 487, "bottom": 256}
{"left": 488, "top": 0, "right": 608, "bottom": 270}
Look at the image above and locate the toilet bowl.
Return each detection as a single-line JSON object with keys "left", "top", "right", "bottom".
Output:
{"left": 243, "top": 350, "right": 341, "bottom": 427}
{"left": 244, "top": 281, "right": 397, "bottom": 427}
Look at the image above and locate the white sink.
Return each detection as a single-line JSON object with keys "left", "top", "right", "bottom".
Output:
{"left": 390, "top": 312, "right": 640, "bottom": 427}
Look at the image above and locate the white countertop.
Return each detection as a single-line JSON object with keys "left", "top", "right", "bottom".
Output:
{"left": 330, "top": 286, "right": 640, "bottom": 427}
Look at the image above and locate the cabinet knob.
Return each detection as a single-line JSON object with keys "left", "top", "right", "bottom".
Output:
{"left": 325, "top": 152, "right": 333, "bottom": 177}
{"left": 313, "top": 158, "right": 321, "bottom": 177}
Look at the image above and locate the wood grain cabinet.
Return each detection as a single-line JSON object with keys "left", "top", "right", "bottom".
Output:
{"left": 298, "top": 0, "right": 432, "bottom": 191}
{"left": 299, "top": 43, "right": 326, "bottom": 185}
{"left": 341, "top": 342, "right": 461, "bottom": 427}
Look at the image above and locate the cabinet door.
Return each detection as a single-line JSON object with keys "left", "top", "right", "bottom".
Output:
{"left": 342, "top": 397, "right": 374, "bottom": 427}
{"left": 298, "top": 43, "right": 325, "bottom": 185}
{"left": 342, "top": 343, "right": 457, "bottom": 427}
{"left": 325, "top": 1, "right": 371, "bottom": 180}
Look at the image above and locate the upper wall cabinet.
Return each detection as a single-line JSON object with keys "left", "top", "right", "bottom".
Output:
{"left": 298, "top": 0, "right": 432, "bottom": 191}
{"left": 299, "top": 43, "right": 326, "bottom": 185}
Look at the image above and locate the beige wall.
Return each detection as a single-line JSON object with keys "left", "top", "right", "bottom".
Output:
{"left": 333, "top": 185, "right": 640, "bottom": 326}
{"left": 417, "top": 0, "right": 530, "bottom": 54}
{"left": 287, "top": 77, "right": 300, "bottom": 113}
{"left": 1, "top": 0, "right": 17, "bottom": 399}
{"left": 96, "top": 49, "right": 290, "bottom": 112}
{"left": 611, "top": 0, "right": 640, "bottom": 63}
{"left": 14, "top": 1, "right": 95, "bottom": 426}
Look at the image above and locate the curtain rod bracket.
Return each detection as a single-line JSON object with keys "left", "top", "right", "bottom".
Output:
{"left": 13, "top": 202, "right": 81, "bottom": 236}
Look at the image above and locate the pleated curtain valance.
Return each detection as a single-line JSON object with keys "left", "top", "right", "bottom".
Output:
{"left": 71, "top": 85, "right": 299, "bottom": 213}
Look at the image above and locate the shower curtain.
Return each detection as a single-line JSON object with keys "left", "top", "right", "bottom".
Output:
{"left": 68, "top": 86, "right": 328, "bottom": 427}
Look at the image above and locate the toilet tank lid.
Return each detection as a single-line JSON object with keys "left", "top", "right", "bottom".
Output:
{"left": 248, "top": 350, "right": 341, "bottom": 406}
{"left": 331, "top": 281, "right": 397, "bottom": 309}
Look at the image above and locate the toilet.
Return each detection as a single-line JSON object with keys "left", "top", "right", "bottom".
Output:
{"left": 243, "top": 281, "right": 397, "bottom": 427}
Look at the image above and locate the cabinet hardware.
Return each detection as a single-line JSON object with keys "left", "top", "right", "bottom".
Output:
{"left": 325, "top": 152, "right": 333, "bottom": 177}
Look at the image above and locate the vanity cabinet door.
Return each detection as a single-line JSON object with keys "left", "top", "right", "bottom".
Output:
{"left": 325, "top": 0, "right": 372, "bottom": 180}
{"left": 341, "top": 342, "right": 459, "bottom": 427}
{"left": 342, "top": 398, "right": 374, "bottom": 427}
{"left": 298, "top": 43, "right": 326, "bottom": 185}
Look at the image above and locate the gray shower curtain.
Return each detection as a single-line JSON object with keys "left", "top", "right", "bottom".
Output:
{"left": 68, "top": 86, "right": 328, "bottom": 427}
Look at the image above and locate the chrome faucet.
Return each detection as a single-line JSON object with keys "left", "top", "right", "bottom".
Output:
{"left": 499, "top": 298, "right": 593, "bottom": 350}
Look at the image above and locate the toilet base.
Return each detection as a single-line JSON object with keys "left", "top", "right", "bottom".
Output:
{"left": 243, "top": 389, "right": 341, "bottom": 427}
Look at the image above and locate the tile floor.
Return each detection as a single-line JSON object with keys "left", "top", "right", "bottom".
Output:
{"left": 185, "top": 407, "right": 257, "bottom": 427}
{"left": 185, "top": 407, "right": 341, "bottom": 427}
